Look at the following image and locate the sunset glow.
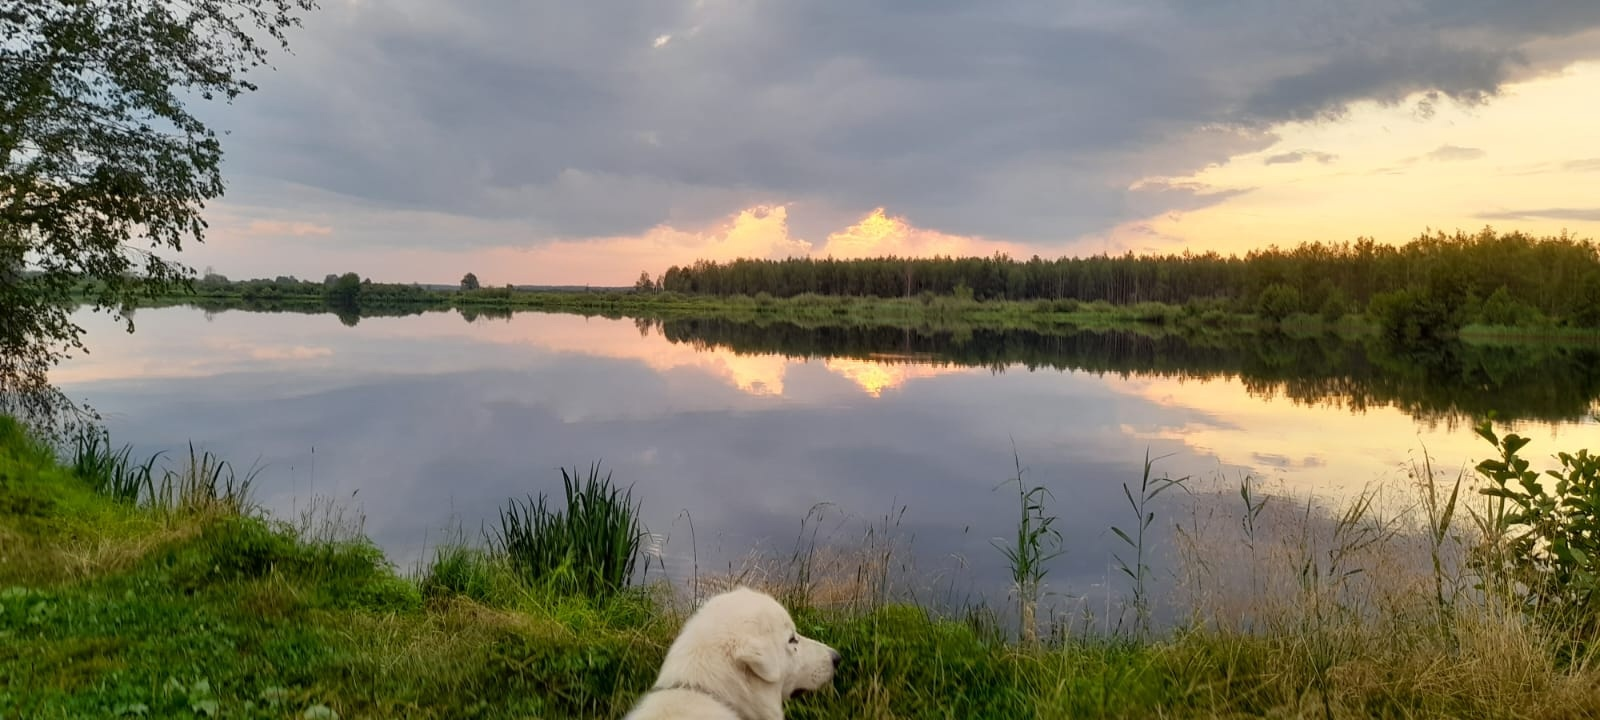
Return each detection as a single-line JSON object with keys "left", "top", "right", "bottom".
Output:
{"left": 1115, "top": 62, "right": 1600, "bottom": 256}
{"left": 134, "top": 2, "right": 1600, "bottom": 286}
{"left": 185, "top": 60, "right": 1600, "bottom": 286}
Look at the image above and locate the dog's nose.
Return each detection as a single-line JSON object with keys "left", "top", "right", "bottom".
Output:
{"left": 830, "top": 650, "right": 842, "bottom": 669}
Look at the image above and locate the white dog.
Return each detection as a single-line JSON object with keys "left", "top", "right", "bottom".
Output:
{"left": 625, "top": 587, "right": 841, "bottom": 720}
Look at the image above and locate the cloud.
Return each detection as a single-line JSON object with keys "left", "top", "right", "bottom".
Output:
{"left": 239, "top": 220, "right": 334, "bottom": 238}
{"left": 1476, "top": 207, "right": 1600, "bottom": 221}
{"left": 203, "top": 0, "right": 1600, "bottom": 255}
{"left": 816, "top": 208, "right": 1022, "bottom": 259}
{"left": 190, "top": 203, "right": 1020, "bottom": 285}
{"left": 1242, "top": 47, "right": 1522, "bottom": 123}
{"left": 1422, "top": 144, "right": 1487, "bottom": 162}
{"left": 1388, "top": 143, "right": 1487, "bottom": 168}
{"left": 1566, "top": 158, "right": 1600, "bottom": 172}
{"left": 1263, "top": 150, "right": 1338, "bottom": 166}
{"left": 1123, "top": 179, "right": 1255, "bottom": 218}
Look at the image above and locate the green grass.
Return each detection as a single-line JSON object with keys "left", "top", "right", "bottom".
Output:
{"left": 5, "top": 415, "right": 1600, "bottom": 718}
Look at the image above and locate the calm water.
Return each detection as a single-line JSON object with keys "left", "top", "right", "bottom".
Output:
{"left": 54, "top": 306, "right": 1599, "bottom": 616}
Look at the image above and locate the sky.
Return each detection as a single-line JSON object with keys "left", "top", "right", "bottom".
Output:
{"left": 182, "top": 0, "right": 1600, "bottom": 286}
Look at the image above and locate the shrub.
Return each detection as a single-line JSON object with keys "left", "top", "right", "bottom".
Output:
{"left": 1471, "top": 420, "right": 1600, "bottom": 637}
{"left": 1477, "top": 286, "right": 1543, "bottom": 327}
{"left": 494, "top": 463, "right": 645, "bottom": 599}
{"left": 1129, "top": 302, "right": 1176, "bottom": 324}
{"left": 1368, "top": 287, "right": 1462, "bottom": 344}
{"left": 1255, "top": 283, "right": 1302, "bottom": 322}
{"left": 1319, "top": 288, "right": 1350, "bottom": 323}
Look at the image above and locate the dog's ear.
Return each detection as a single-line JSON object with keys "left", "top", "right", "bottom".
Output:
{"left": 736, "top": 634, "right": 784, "bottom": 683}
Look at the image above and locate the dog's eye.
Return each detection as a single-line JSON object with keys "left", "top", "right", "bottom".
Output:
{"left": 788, "top": 634, "right": 798, "bottom": 644}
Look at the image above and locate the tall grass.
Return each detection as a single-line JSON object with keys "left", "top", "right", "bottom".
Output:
{"left": 147, "top": 442, "right": 260, "bottom": 517}
{"left": 68, "top": 431, "right": 255, "bottom": 515}
{"left": 991, "top": 449, "right": 1063, "bottom": 645}
{"left": 493, "top": 462, "right": 646, "bottom": 599}
{"left": 1164, "top": 424, "right": 1600, "bottom": 718}
{"left": 420, "top": 533, "right": 499, "bottom": 603}
{"left": 1411, "top": 442, "right": 1466, "bottom": 631}
{"left": 68, "top": 428, "right": 160, "bottom": 504}
{"left": 1111, "top": 449, "right": 1188, "bottom": 640}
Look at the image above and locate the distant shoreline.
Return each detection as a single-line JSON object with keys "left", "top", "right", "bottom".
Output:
{"left": 91, "top": 286, "right": 1600, "bottom": 347}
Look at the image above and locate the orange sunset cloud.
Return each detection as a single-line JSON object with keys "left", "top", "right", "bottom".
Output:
{"left": 486, "top": 206, "right": 1023, "bottom": 285}
{"left": 816, "top": 208, "right": 1021, "bottom": 260}
{"left": 192, "top": 204, "right": 1026, "bottom": 288}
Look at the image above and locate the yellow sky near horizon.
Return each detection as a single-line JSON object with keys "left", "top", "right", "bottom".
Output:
{"left": 1118, "top": 61, "right": 1600, "bottom": 255}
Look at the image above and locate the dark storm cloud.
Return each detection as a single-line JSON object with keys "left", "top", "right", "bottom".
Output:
{"left": 213, "top": 0, "right": 1600, "bottom": 247}
{"left": 1246, "top": 46, "right": 1519, "bottom": 121}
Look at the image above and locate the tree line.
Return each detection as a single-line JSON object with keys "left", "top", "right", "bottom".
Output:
{"left": 186, "top": 272, "right": 439, "bottom": 306}
{"left": 658, "top": 229, "right": 1600, "bottom": 333}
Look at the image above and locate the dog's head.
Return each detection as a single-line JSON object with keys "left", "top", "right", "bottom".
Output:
{"left": 695, "top": 587, "right": 841, "bottom": 697}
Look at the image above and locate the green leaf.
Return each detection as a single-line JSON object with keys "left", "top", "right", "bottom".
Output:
{"left": 1474, "top": 421, "right": 1499, "bottom": 446}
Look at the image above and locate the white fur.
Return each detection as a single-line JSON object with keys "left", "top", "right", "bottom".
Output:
{"left": 625, "top": 587, "right": 840, "bottom": 720}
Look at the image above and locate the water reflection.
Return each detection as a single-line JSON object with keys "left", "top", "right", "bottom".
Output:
{"left": 648, "top": 317, "right": 1600, "bottom": 427}
{"left": 52, "top": 307, "right": 1596, "bottom": 621}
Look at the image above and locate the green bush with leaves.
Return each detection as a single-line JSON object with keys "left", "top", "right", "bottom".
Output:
{"left": 1255, "top": 283, "right": 1303, "bottom": 323}
{"left": 1477, "top": 286, "right": 1546, "bottom": 327}
{"left": 1472, "top": 419, "right": 1600, "bottom": 633}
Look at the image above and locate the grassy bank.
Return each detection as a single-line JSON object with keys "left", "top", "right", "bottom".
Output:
{"left": 4, "top": 417, "right": 1600, "bottom": 718}
{"left": 127, "top": 284, "right": 1380, "bottom": 338}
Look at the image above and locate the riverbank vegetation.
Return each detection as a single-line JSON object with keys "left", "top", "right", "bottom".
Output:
{"left": 82, "top": 229, "right": 1600, "bottom": 344}
{"left": 4, "top": 414, "right": 1599, "bottom": 718}
{"left": 656, "top": 229, "right": 1600, "bottom": 335}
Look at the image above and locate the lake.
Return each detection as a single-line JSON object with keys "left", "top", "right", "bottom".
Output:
{"left": 53, "top": 305, "right": 1600, "bottom": 625}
